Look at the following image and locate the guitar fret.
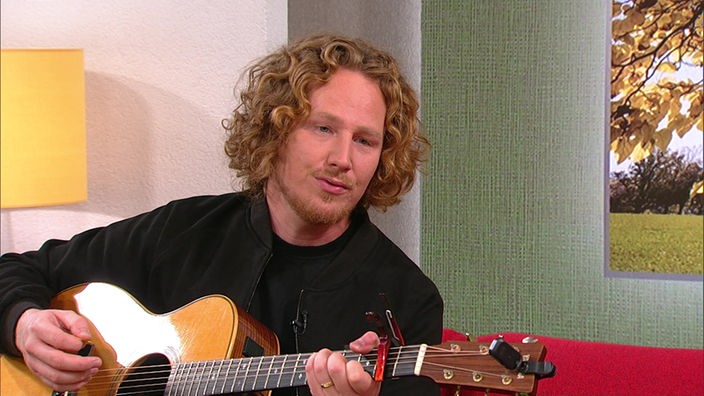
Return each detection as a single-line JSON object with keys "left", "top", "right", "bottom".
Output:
{"left": 186, "top": 362, "right": 194, "bottom": 394}
{"left": 291, "top": 354, "right": 303, "bottom": 387}
{"left": 232, "top": 360, "right": 244, "bottom": 392}
{"left": 202, "top": 360, "right": 211, "bottom": 394}
{"left": 391, "top": 346, "right": 401, "bottom": 377}
{"left": 291, "top": 354, "right": 299, "bottom": 387}
{"left": 204, "top": 360, "right": 214, "bottom": 394}
{"left": 358, "top": 350, "right": 376, "bottom": 379}
{"left": 241, "top": 357, "right": 251, "bottom": 392}
{"left": 209, "top": 360, "right": 219, "bottom": 394}
{"left": 243, "top": 357, "right": 253, "bottom": 391}
{"left": 191, "top": 361, "right": 201, "bottom": 395}
{"left": 277, "top": 355, "right": 286, "bottom": 388}
{"left": 298, "top": 354, "right": 309, "bottom": 387}
{"left": 204, "top": 359, "right": 217, "bottom": 395}
{"left": 401, "top": 346, "right": 421, "bottom": 377}
{"left": 263, "top": 355, "right": 274, "bottom": 389}
{"left": 211, "top": 359, "right": 225, "bottom": 394}
{"left": 392, "top": 346, "right": 407, "bottom": 378}
{"left": 352, "top": 351, "right": 370, "bottom": 377}
{"left": 252, "top": 356, "right": 264, "bottom": 390}
{"left": 205, "top": 360, "right": 223, "bottom": 395}
{"left": 165, "top": 362, "right": 179, "bottom": 396}
{"left": 184, "top": 361, "right": 195, "bottom": 394}
{"left": 219, "top": 359, "right": 231, "bottom": 395}
{"left": 195, "top": 360, "right": 205, "bottom": 395}
{"left": 280, "top": 354, "right": 296, "bottom": 387}
{"left": 350, "top": 351, "right": 374, "bottom": 377}
{"left": 190, "top": 361, "right": 199, "bottom": 394}
{"left": 230, "top": 358, "right": 239, "bottom": 392}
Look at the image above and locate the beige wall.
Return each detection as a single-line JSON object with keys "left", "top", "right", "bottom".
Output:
{"left": 1, "top": 0, "right": 287, "bottom": 253}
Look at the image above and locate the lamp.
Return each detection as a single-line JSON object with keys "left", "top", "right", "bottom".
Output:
{"left": 1, "top": 49, "right": 87, "bottom": 208}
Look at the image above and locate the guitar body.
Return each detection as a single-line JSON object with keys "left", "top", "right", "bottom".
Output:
{"left": 0, "top": 283, "right": 279, "bottom": 396}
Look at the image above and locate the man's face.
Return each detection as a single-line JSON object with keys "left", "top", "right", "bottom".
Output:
{"left": 266, "top": 68, "right": 386, "bottom": 226}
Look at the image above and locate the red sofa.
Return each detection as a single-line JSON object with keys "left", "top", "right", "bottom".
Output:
{"left": 440, "top": 328, "right": 704, "bottom": 396}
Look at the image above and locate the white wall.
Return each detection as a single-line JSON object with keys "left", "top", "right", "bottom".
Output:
{"left": 1, "top": 0, "right": 287, "bottom": 253}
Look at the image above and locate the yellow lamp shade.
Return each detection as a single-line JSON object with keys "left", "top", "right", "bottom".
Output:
{"left": 1, "top": 49, "right": 87, "bottom": 208}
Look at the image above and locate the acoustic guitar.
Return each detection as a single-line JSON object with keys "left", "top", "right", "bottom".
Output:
{"left": 0, "top": 283, "right": 550, "bottom": 395}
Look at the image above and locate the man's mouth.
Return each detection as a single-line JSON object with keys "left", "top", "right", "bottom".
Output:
{"left": 317, "top": 176, "right": 351, "bottom": 195}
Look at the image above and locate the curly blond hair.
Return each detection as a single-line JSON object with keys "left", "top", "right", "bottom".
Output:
{"left": 223, "top": 34, "right": 429, "bottom": 210}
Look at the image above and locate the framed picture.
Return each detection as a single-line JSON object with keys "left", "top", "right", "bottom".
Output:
{"left": 607, "top": 0, "right": 703, "bottom": 280}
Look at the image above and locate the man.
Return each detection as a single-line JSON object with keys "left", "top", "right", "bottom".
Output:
{"left": 0, "top": 34, "right": 443, "bottom": 396}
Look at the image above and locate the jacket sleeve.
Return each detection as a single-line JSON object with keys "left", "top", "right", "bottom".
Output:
{"left": 0, "top": 204, "right": 174, "bottom": 355}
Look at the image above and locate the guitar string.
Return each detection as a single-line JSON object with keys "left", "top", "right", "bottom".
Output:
{"left": 83, "top": 347, "right": 437, "bottom": 384}
{"left": 81, "top": 349, "right": 503, "bottom": 393}
{"left": 72, "top": 346, "right": 517, "bottom": 394}
{"left": 79, "top": 361, "right": 515, "bottom": 394}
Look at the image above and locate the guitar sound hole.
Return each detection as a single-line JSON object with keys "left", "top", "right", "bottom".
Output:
{"left": 117, "top": 353, "right": 170, "bottom": 395}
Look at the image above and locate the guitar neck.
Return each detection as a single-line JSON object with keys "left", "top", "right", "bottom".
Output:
{"left": 166, "top": 345, "right": 426, "bottom": 395}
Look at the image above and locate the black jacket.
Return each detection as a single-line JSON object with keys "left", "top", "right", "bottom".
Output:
{"left": 0, "top": 192, "right": 443, "bottom": 395}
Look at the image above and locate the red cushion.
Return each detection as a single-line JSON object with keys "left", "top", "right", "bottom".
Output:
{"left": 440, "top": 330, "right": 704, "bottom": 396}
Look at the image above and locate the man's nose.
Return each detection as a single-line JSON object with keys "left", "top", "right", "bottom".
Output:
{"left": 327, "top": 134, "right": 353, "bottom": 170}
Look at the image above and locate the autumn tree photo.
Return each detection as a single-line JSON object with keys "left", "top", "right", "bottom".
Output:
{"left": 609, "top": 0, "right": 702, "bottom": 276}
{"left": 611, "top": 0, "right": 702, "bottom": 163}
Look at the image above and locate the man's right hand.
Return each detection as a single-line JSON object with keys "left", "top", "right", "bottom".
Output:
{"left": 15, "top": 308, "right": 102, "bottom": 391}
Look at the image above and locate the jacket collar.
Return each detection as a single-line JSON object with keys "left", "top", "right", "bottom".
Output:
{"left": 248, "top": 193, "right": 274, "bottom": 251}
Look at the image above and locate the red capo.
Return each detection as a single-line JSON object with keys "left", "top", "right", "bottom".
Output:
{"left": 366, "top": 294, "right": 405, "bottom": 382}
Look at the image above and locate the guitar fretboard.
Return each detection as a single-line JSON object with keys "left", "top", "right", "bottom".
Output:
{"left": 164, "top": 345, "right": 425, "bottom": 395}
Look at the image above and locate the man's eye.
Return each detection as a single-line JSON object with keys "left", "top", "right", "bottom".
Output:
{"left": 355, "top": 136, "right": 378, "bottom": 147}
{"left": 356, "top": 138, "right": 371, "bottom": 146}
{"left": 317, "top": 126, "right": 331, "bottom": 133}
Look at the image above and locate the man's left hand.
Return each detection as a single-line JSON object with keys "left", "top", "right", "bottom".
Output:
{"left": 306, "top": 331, "right": 382, "bottom": 396}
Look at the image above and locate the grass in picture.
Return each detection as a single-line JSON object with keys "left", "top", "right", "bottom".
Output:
{"left": 610, "top": 213, "right": 703, "bottom": 275}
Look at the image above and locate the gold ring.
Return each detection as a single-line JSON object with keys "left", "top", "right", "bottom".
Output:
{"left": 321, "top": 381, "right": 334, "bottom": 389}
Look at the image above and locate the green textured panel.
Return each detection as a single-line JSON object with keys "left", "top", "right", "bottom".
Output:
{"left": 420, "top": 0, "right": 703, "bottom": 348}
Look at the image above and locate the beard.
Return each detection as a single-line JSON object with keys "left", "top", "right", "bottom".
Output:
{"left": 287, "top": 188, "right": 353, "bottom": 225}
{"left": 276, "top": 170, "right": 357, "bottom": 225}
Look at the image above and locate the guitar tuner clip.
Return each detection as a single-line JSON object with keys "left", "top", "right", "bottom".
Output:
{"left": 489, "top": 337, "right": 556, "bottom": 379}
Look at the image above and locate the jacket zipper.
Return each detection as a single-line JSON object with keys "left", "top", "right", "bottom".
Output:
{"left": 245, "top": 252, "right": 272, "bottom": 311}
{"left": 293, "top": 289, "right": 306, "bottom": 396}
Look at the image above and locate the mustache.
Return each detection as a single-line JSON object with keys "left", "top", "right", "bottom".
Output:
{"left": 314, "top": 170, "right": 355, "bottom": 189}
